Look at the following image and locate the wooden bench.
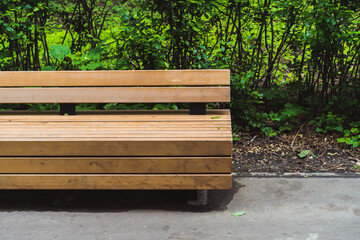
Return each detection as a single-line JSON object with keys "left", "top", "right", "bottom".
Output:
{"left": 0, "top": 70, "right": 232, "bottom": 200}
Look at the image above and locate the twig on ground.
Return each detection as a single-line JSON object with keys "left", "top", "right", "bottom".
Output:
{"left": 275, "top": 135, "right": 288, "bottom": 143}
{"left": 250, "top": 135, "right": 257, "bottom": 143}
{"left": 291, "top": 120, "right": 309, "bottom": 148}
{"left": 329, "top": 163, "right": 348, "bottom": 170}
{"left": 348, "top": 156, "right": 360, "bottom": 162}
{"left": 347, "top": 151, "right": 355, "bottom": 157}
{"left": 241, "top": 135, "right": 258, "bottom": 148}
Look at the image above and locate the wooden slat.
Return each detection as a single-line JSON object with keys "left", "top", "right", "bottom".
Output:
{"left": 0, "top": 128, "right": 230, "bottom": 136}
{"left": 0, "top": 134, "right": 231, "bottom": 138}
{"left": 0, "top": 174, "right": 232, "bottom": 189}
{"left": 0, "top": 138, "right": 231, "bottom": 141}
{"left": 0, "top": 109, "right": 231, "bottom": 115}
{"left": 0, "top": 124, "right": 231, "bottom": 130}
{"left": 0, "top": 140, "right": 232, "bottom": 156}
{"left": 0, "top": 70, "right": 230, "bottom": 86}
{"left": 0, "top": 87, "right": 230, "bottom": 103}
{"left": 0, "top": 122, "right": 230, "bottom": 126}
{"left": 0, "top": 129, "right": 231, "bottom": 133}
{"left": 0, "top": 114, "right": 231, "bottom": 122}
{"left": 0, "top": 157, "right": 231, "bottom": 173}
{"left": 0, "top": 127, "right": 231, "bottom": 138}
{"left": 0, "top": 126, "right": 231, "bottom": 130}
{"left": 0, "top": 130, "right": 230, "bottom": 136}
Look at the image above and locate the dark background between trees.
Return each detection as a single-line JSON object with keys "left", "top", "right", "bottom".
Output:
{"left": 0, "top": 0, "right": 360, "bottom": 148}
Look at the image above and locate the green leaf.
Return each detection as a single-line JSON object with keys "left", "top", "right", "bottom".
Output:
{"left": 345, "top": 138, "right": 354, "bottom": 145}
{"left": 86, "top": 62, "right": 102, "bottom": 70}
{"left": 211, "top": 116, "right": 221, "bottom": 119}
{"left": 49, "top": 44, "right": 71, "bottom": 61}
{"left": 334, "top": 126, "right": 343, "bottom": 132}
{"left": 232, "top": 211, "right": 246, "bottom": 217}
{"left": 316, "top": 128, "right": 324, "bottom": 132}
{"left": 5, "top": 26, "right": 14, "bottom": 32}
{"left": 298, "top": 150, "right": 311, "bottom": 158}
{"left": 41, "top": 66, "right": 55, "bottom": 71}
{"left": 80, "top": 65, "right": 88, "bottom": 71}
{"left": 88, "top": 46, "right": 103, "bottom": 60}
{"left": 351, "top": 128, "right": 359, "bottom": 133}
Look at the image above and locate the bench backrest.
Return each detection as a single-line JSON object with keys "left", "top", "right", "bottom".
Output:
{"left": 0, "top": 70, "right": 230, "bottom": 104}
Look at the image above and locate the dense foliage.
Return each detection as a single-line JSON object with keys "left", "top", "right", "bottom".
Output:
{"left": 1, "top": 0, "right": 360, "bottom": 147}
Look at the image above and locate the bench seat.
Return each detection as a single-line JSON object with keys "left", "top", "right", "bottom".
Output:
{"left": 0, "top": 109, "right": 232, "bottom": 190}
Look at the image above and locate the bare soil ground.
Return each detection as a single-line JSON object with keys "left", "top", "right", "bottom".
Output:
{"left": 232, "top": 126, "right": 360, "bottom": 173}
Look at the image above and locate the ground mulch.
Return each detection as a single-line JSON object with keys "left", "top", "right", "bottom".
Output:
{"left": 232, "top": 126, "right": 360, "bottom": 173}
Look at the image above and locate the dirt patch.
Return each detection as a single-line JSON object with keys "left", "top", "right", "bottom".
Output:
{"left": 232, "top": 127, "right": 360, "bottom": 173}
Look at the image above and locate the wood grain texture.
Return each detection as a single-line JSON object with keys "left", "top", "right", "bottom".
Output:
{"left": 0, "top": 141, "right": 232, "bottom": 156}
{"left": 0, "top": 157, "right": 231, "bottom": 173}
{"left": 0, "top": 111, "right": 231, "bottom": 121}
{"left": 0, "top": 174, "right": 232, "bottom": 190}
{"left": 0, "top": 109, "right": 231, "bottom": 115}
{"left": 0, "top": 87, "right": 230, "bottom": 103}
{"left": 0, "top": 70, "right": 230, "bottom": 86}
{"left": 0, "top": 111, "right": 232, "bottom": 156}
{"left": 0, "top": 125, "right": 232, "bottom": 130}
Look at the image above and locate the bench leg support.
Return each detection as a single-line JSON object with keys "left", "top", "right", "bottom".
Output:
{"left": 187, "top": 190, "right": 208, "bottom": 206}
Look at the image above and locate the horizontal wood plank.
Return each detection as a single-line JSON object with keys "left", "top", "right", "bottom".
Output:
{"left": 0, "top": 157, "right": 231, "bottom": 173}
{"left": 0, "top": 126, "right": 231, "bottom": 131}
{"left": 0, "top": 109, "right": 231, "bottom": 115}
{"left": 0, "top": 140, "right": 232, "bottom": 156}
{"left": 0, "top": 121, "right": 230, "bottom": 126}
{"left": 0, "top": 128, "right": 231, "bottom": 137}
{"left": 0, "top": 114, "right": 230, "bottom": 122}
{"left": 0, "top": 135, "right": 232, "bottom": 139}
{"left": 0, "top": 87, "right": 230, "bottom": 103}
{"left": 0, "top": 174, "right": 232, "bottom": 190}
{"left": 0, "top": 70, "right": 230, "bottom": 86}
{"left": 0, "top": 128, "right": 231, "bottom": 133}
{"left": 0, "top": 117, "right": 230, "bottom": 122}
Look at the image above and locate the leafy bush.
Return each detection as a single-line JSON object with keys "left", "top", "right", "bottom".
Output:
{"left": 338, "top": 122, "right": 360, "bottom": 149}
{"left": 309, "top": 112, "right": 344, "bottom": 133}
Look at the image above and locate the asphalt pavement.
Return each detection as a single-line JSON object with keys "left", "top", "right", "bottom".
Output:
{"left": 0, "top": 173, "right": 359, "bottom": 240}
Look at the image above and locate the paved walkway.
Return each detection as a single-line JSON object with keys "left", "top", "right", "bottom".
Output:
{"left": 0, "top": 173, "right": 359, "bottom": 240}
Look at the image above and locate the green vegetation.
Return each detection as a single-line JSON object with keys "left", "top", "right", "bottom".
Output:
{"left": 298, "top": 150, "right": 311, "bottom": 159}
{"left": 1, "top": 0, "right": 360, "bottom": 148}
